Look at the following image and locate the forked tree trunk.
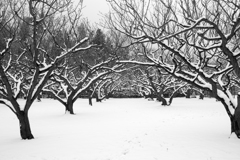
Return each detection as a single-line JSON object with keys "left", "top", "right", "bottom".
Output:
{"left": 17, "top": 111, "right": 34, "bottom": 140}
{"left": 157, "top": 93, "right": 167, "bottom": 106}
{"left": 168, "top": 91, "right": 179, "bottom": 106}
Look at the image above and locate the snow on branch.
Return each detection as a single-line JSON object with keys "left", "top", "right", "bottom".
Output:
{"left": 39, "top": 37, "right": 94, "bottom": 73}
{"left": 6, "top": 71, "right": 23, "bottom": 99}
{"left": 0, "top": 38, "right": 14, "bottom": 57}
{"left": 0, "top": 99, "right": 17, "bottom": 115}
{"left": 118, "top": 60, "right": 155, "bottom": 66}
{"left": 3, "top": 53, "right": 12, "bottom": 72}
{"left": 73, "top": 71, "right": 111, "bottom": 100}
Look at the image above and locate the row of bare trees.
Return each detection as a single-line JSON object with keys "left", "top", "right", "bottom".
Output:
{"left": 0, "top": 0, "right": 128, "bottom": 139}
{"left": 1, "top": 0, "right": 240, "bottom": 139}
{"left": 105, "top": 0, "right": 240, "bottom": 138}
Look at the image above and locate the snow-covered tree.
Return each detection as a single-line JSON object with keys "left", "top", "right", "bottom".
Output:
{"left": 88, "top": 74, "right": 118, "bottom": 103}
{"left": 43, "top": 57, "right": 124, "bottom": 114}
{"left": 130, "top": 66, "right": 187, "bottom": 105}
{"left": 106, "top": 0, "right": 240, "bottom": 137}
{"left": 0, "top": 0, "right": 95, "bottom": 139}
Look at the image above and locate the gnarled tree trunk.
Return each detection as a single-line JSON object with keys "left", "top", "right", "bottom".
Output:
{"left": 17, "top": 111, "right": 34, "bottom": 140}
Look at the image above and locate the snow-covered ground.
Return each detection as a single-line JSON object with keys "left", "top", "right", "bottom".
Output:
{"left": 0, "top": 98, "right": 239, "bottom": 160}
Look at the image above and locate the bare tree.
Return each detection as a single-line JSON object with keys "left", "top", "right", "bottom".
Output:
{"left": 106, "top": 0, "right": 240, "bottom": 137}
{"left": 0, "top": 0, "right": 96, "bottom": 139}
{"left": 43, "top": 57, "right": 124, "bottom": 114}
{"left": 130, "top": 66, "right": 187, "bottom": 105}
{"left": 88, "top": 74, "right": 118, "bottom": 103}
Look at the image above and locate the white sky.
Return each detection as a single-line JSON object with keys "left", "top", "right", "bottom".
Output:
{"left": 81, "top": 0, "right": 110, "bottom": 23}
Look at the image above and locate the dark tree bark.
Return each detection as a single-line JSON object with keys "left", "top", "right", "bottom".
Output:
{"left": 89, "top": 97, "right": 93, "bottom": 106}
{"left": 186, "top": 89, "right": 191, "bottom": 98}
{"left": 65, "top": 99, "right": 74, "bottom": 114}
{"left": 199, "top": 93, "right": 204, "bottom": 100}
{"left": 1, "top": 101, "right": 34, "bottom": 139}
{"left": 96, "top": 96, "right": 102, "bottom": 102}
{"left": 157, "top": 93, "right": 167, "bottom": 105}
{"left": 232, "top": 95, "right": 240, "bottom": 138}
{"left": 217, "top": 95, "right": 240, "bottom": 138}
{"left": 37, "top": 94, "right": 41, "bottom": 102}
{"left": 104, "top": 88, "right": 109, "bottom": 99}
{"left": 17, "top": 111, "right": 34, "bottom": 139}
{"left": 168, "top": 91, "right": 178, "bottom": 106}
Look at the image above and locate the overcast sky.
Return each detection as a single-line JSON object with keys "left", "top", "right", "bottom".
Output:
{"left": 81, "top": 0, "right": 110, "bottom": 23}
